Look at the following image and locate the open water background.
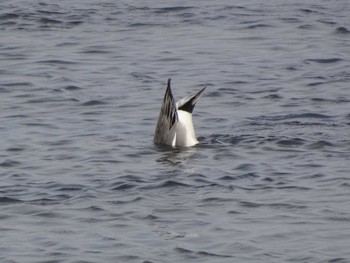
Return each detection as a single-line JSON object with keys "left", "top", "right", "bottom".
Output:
{"left": 1, "top": 0, "right": 350, "bottom": 262}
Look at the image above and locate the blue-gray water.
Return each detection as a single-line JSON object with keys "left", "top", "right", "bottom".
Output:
{"left": 1, "top": 1, "right": 350, "bottom": 262}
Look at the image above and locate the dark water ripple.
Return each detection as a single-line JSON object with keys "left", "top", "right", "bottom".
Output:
{"left": 1, "top": 0, "right": 350, "bottom": 262}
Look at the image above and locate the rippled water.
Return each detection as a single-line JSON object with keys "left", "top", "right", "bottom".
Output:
{"left": 1, "top": 1, "right": 350, "bottom": 262}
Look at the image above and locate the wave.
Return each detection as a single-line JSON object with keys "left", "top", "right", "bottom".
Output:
{"left": 251, "top": 113, "right": 333, "bottom": 121}
{"left": 335, "top": 26, "right": 350, "bottom": 35}
{"left": 304, "top": 58, "right": 343, "bottom": 64}
{"left": 175, "top": 247, "right": 233, "bottom": 259}
{"left": 0, "top": 196, "right": 23, "bottom": 204}
{"left": 81, "top": 100, "right": 107, "bottom": 106}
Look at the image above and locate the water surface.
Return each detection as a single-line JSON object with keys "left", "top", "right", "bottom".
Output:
{"left": 1, "top": 1, "right": 350, "bottom": 262}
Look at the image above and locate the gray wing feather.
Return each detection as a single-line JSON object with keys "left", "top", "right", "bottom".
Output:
{"left": 154, "top": 79, "right": 178, "bottom": 145}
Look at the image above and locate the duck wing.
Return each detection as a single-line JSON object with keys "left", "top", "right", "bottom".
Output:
{"left": 154, "top": 78, "right": 178, "bottom": 145}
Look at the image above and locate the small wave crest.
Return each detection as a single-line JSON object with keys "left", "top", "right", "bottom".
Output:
{"left": 251, "top": 113, "right": 332, "bottom": 121}
{"left": 0, "top": 196, "right": 22, "bottom": 204}
{"left": 335, "top": 26, "right": 350, "bottom": 34}
{"left": 304, "top": 58, "right": 343, "bottom": 64}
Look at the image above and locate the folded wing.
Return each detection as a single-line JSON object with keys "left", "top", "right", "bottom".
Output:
{"left": 154, "top": 78, "right": 178, "bottom": 145}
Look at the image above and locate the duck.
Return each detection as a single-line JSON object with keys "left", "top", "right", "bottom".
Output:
{"left": 154, "top": 78, "right": 206, "bottom": 147}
